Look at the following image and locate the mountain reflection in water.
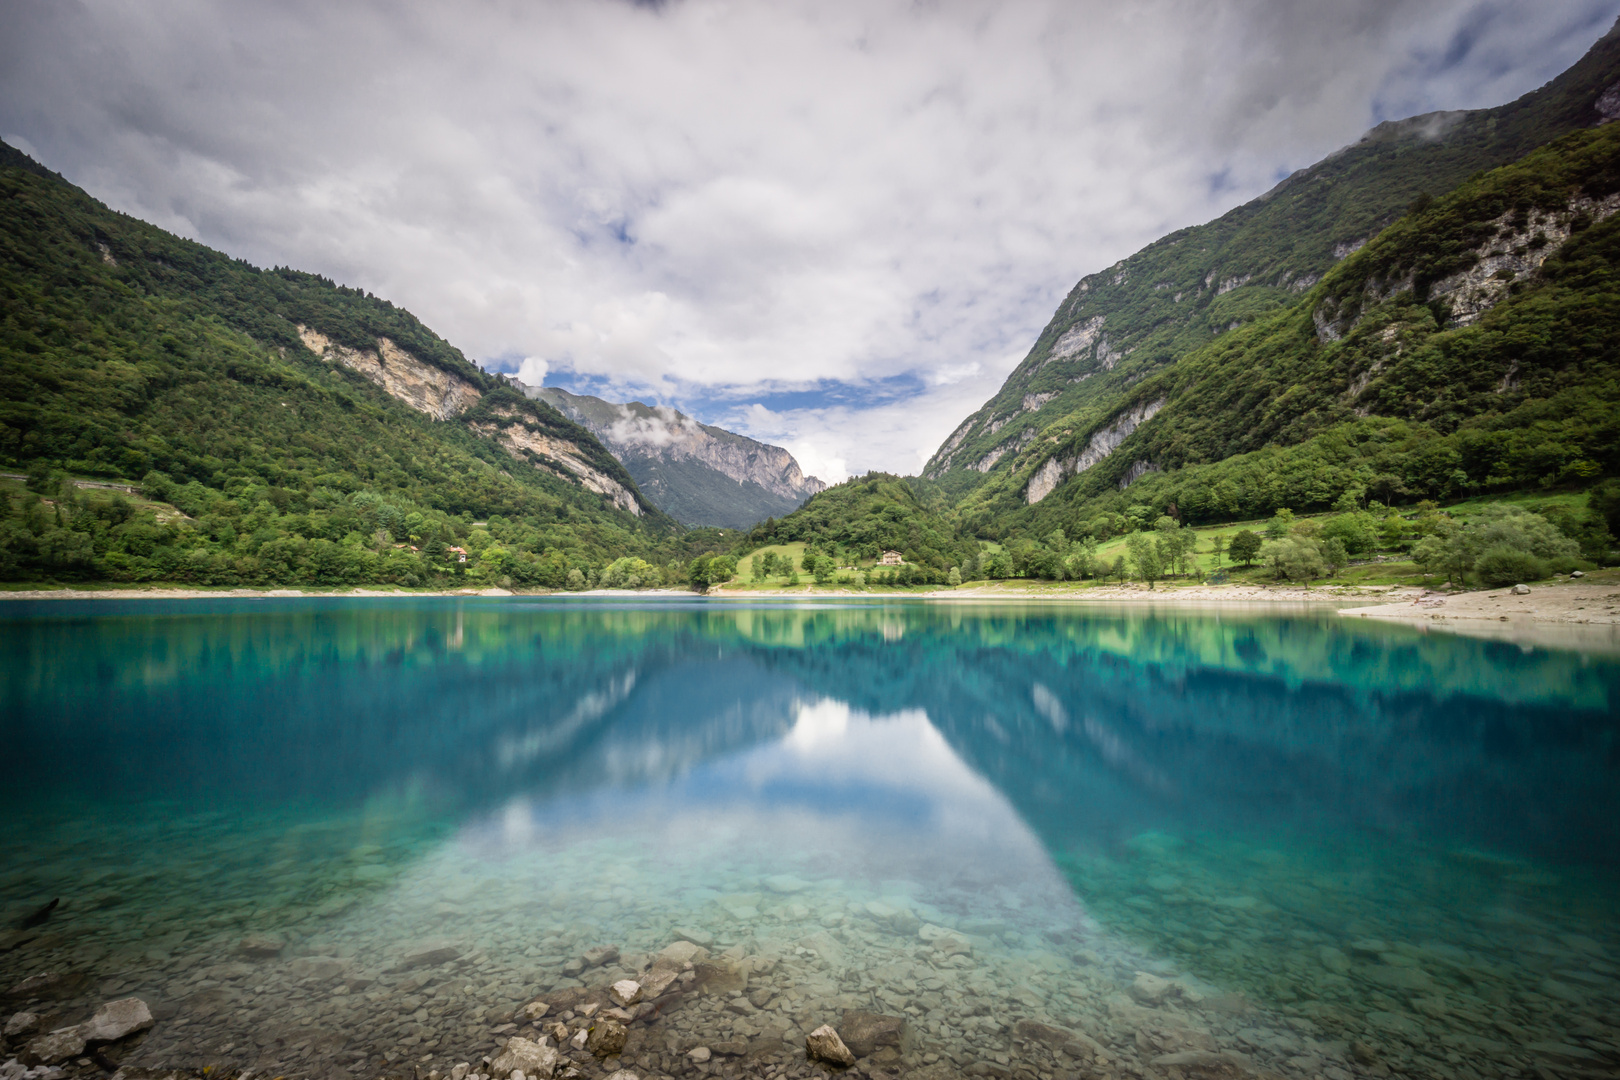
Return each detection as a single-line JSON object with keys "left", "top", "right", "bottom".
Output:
{"left": 1, "top": 598, "right": 1616, "bottom": 1080}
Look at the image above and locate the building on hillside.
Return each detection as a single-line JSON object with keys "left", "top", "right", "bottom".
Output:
{"left": 878, "top": 550, "right": 904, "bottom": 567}
{"left": 448, "top": 545, "right": 469, "bottom": 564}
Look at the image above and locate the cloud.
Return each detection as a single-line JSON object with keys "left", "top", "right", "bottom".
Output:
{"left": 1, "top": 0, "right": 1611, "bottom": 476}
{"left": 605, "top": 404, "right": 702, "bottom": 450}
{"left": 516, "top": 356, "right": 549, "bottom": 386}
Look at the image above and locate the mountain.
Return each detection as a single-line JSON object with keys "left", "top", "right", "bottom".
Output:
{"left": 926, "top": 17, "right": 1620, "bottom": 526}
{"left": 509, "top": 382, "right": 825, "bottom": 528}
{"left": 1010, "top": 120, "right": 1620, "bottom": 533}
{"left": 0, "top": 138, "right": 700, "bottom": 588}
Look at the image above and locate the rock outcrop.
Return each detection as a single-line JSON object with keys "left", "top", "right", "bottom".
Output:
{"left": 471, "top": 407, "right": 643, "bottom": 517}
{"left": 1024, "top": 398, "right": 1165, "bottom": 505}
{"left": 299, "top": 326, "right": 482, "bottom": 420}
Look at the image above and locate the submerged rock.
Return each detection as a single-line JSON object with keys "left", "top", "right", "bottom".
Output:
{"left": 23, "top": 1028, "right": 86, "bottom": 1066}
{"left": 806, "top": 1024, "right": 856, "bottom": 1067}
{"left": 80, "top": 998, "right": 153, "bottom": 1042}
{"left": 585, "top": 1019, "right": 627, "bottom": 1057}
{"left": 489, "top": 1035, "right": 558, "bottom": 1079}
{"left": 1318, "top": 946, "right": 1350, "bottom": 975}
{"left": 395, "top": 943, "right": 461, "bottom": 970}
{"left": 582, "top": 945, "right": 620, "bottom": 970}
{"left": 238, "top": 934, "right": 285, "bottom": 959}
{"left": 1130, "top": 972, "right": 1178, "bottom": 1006}
{"left": 838, "top": 1011, "right": 912, "bottom": 1058}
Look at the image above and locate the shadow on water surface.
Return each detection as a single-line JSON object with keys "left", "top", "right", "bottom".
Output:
{"left": 1, "top": 598, "right": 1617, "bottom": 1080}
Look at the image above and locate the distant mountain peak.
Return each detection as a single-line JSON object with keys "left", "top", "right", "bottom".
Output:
{"left": 504, "top": 380, "right": 825, "bottom": 528}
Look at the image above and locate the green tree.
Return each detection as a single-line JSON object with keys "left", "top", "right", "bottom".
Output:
{"left": 1228, "top": 529, "right": 1262, "bottom": 566}
{"left": 1265, "top": 508, "right": 1296, "bottom": 540}
{"left": 1126, "top": 532, "right": 1163, "bottom": 588}
{"left": 1261, "top": 537, "right": 1326, "bottom": 583}
{"left": 1322, "top": 537, "right": 1349, "bottom": 575}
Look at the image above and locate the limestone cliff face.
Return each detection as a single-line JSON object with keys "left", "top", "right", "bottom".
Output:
{"left": 469, "top": 406, "right": 642, "bottom": 516}
{"left": 1024, "top": 398, "right": 1165, "bottom": 505}
{"left": 509, "top": 382, "right": 825, "bottom": 528}
{"left": 299, "top": 326, "right": 482, "bottom": 420}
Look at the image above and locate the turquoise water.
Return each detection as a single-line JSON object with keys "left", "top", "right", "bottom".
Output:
{"left": 1, "top": 598, "right": 1617, "bottom": 1080}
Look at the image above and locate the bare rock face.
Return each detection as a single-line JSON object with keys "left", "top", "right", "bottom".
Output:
{"left": 489, "top": 1035, "right": 558, "bottom": 1079}
{"left": 81, "top": 997, "right": 154, "bottom": 1042}
{"left": 4, "top": 1011, "right": 40, "bottom": 1038}
{"left": 806, "top": 1024, "right": 856, "bottom": 1067}
{"left": 837, "top": 1010, "right": 912, "bottom": 1058}
{"left": 473, "top": 415, "right": 643, "bottom": 517}
{"left": 299, "top": 326, "right": 482, "bottom": 421}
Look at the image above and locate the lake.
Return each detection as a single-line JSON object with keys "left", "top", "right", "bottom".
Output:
{"left": 1, "top": 598, "right": 1617, "bottom": 1080}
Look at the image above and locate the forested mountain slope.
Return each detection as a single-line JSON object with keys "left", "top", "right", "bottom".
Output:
{"left": 0, "top": 139, "right": 702, "bottom": 586}
{"left": 927, "top": 17, "right": 1620, "bottom": 515}
{"left": 513, "top": 382, "right": 825, "bottom": 529}
{"left": 1005, "top": 121, "right": 1620, "bottom": 537}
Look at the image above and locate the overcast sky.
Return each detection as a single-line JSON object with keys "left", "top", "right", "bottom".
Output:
{"left": 3, "top": 0, "right": 1616, "bottom": 482}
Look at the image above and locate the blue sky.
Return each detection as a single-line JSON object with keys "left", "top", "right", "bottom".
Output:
{"left": 3, "top": 0, "right": 1615, "bottom": 481}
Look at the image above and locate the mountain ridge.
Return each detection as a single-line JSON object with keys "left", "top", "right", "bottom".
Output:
{"left": 926, "top": 16, "right": 1620, "bottom": 514}
{"left": 510, "top": 381, "right": 826, "bottom": 528}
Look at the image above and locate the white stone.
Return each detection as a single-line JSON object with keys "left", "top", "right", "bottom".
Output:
{"left": 488, "top": 1036, "right": 557, "bottom": 1080}
{"left": 1513, "top": 584, "right": 1531, "bottom": 595}
{"left": 687, "top": 1048, "right": 711, "bottom": 1063}
{"left": 81, "top": 998, "right": 153, "bottom": 1043}
{"left": 806, "top": 1024, "right": 856, "bottom": 1068}
{"left": 609, "top": 980, "right": 641, "bottom": 1007}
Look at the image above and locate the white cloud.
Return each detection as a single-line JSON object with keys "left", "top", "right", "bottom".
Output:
{"left": 1, "top": 0, "right": 1611, "bottom": 475}
{"left": 516, "top": 356, "right": 549, "bottom": 386}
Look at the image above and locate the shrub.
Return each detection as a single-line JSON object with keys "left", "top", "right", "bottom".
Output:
{"left": 1474, "top": 544, "right": 1545, "bottom": 587}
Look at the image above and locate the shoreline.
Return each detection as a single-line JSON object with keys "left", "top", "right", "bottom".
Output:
{"left": 4, "top": 579, "right": 1616, "bottom": 651}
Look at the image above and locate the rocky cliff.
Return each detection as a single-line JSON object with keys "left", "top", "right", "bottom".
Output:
{"left": 508, "top": 382, "right": 825, "bottom": 528}
{"left": 298, "top": 326, "right": 483, "bottom": 420}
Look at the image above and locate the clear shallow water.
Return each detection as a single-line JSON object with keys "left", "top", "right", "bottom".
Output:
{"left": 1, "top": 599, "right": 1617, "bottom": 1080}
